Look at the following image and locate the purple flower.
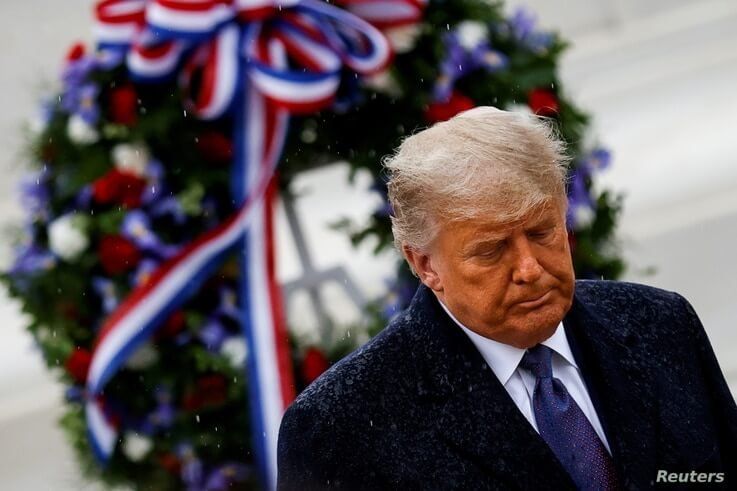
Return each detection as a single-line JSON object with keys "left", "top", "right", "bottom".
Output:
{"left": 147, "top": 387, "right": 175, "bottom": 430}
{"left": 585, "top": 148, "right": 612, "bottom": 172}
{"left": 95, "top": 49, "right": 125, "bottom": 70}
{"left": 75, "top": 185, "right": 93, "bottom": 209}
{"left": 9, "top": 244, "right": 56, "bottom": 276}
{"left": 215, "top": 287, "right": 239, "bottom": 320}
{"left": 148, "top": 403, "right": 175, "bottom": 431}
{"left": 141, "top": 159, "right": 166, "bottom": 205}
{"left": 175, "top": 331, "right": 194, "bottom": 347}
{"left": 78, "top": 84, "right": 101, "bottom": 124}
{"left": 92, "top": 277, "right": 119, "bottom": 314}
{"left": 145, "top": 159, "right": 164, "bottom": 180}
{"left": 509, "top": 8, "right": 536, "bottom": 40}
{"left": 58, "top": 52, "right": 105, "bottom": 124}
{"left": 566, "top": 168, "right": 595, "bottom": 229}
{"left": 61, "top": 56, "right": 97, "bottom": 89}
{"left": 203, "top": 463, "right": 251, "bottom": 490}
{"left": 149, "top": 196, "right": 187, "bottom": 225}
{"left": 381, "top": 275, "right": 418, "bottom": 320}
{"left": 122, "top": 210, "right": 180, "bottom": 259}
{"left": 122, "top": 210, "right": 159, "bottom": 249}
{"left": 333, "top": 72, "right": 364, "bottom": 114}
{"left": 177, "top": 444, "right": 204, "bottom": 489}
{"left": 60, "top": 82, "right": 100, "bottom": 124}
{"left": 39, "top": 98, "right": 54, "bottom": 124}
{"left": 434, "top": 28, "right": 508, "bottom": 102}
{"left": 64, "top": 385, "right": 85, "bottom": 403}
{"left": 59, "top": 90, "right": 77, "bottom": 115}
{"left": 568, "top": 168, "right": 591, "bottom": 207}
{"left": 507, "top": 7, "right": 554, "bottom": 53}
{"left": 132, "top": 258, "right": 160, "bottom": 287}
{"left": 369, "top": 178, "right": 393, "bottom": 218}
{"left": 29, "top": 98, "right": 54, "bottom": 134}
{"left": 567, "top": 147, "right": 613, "bottom": 209}
{"left": 382, "top": 290, "right": 402, "bottom": 321}
{"left": 565, "top": 148, "right": 613, "bottom": 229}
{"left": 369, "top": 178, "right": 394, "bottom": 217}
{"left": 175, "top": 443, "right": 251, "bottom": 490}
{"left": 375, "top": 201, "right": 393, "bottom": 218}
{"left": 19, "top": 168, "right": 51, "bottom": 222}
{"left": 199, "top": 318, "right": 228, "bottom": 351}
{"left": 201, "top": 197, "right": 220, "bottom": 228}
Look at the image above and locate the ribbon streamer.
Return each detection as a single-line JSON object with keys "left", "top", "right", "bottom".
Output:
{"left": 87, "top": 0, "right": 422, "bottom": 488}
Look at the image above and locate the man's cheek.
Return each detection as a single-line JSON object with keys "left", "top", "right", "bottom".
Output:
{"left": 482, "top": 299, "right": 505, "bottom": 322}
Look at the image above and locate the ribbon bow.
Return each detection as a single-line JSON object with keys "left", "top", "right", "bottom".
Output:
{"left": 85, "top": 0, "right": 424, "bottom": 488}
{"left": 96, "top": 0, "right": 394, "bottom": 115}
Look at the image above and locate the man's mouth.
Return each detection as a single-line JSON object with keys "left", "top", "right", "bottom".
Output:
{"left": 516, "top": 290, "right": 552, "bottom": 309}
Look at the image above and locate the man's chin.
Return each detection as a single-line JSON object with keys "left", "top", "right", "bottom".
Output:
{"left": 507, "top": 309, "right": 565, "bottom": 348}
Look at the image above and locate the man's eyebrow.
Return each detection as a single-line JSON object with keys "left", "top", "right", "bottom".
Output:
{"left": 527, "top": 220, "right": 556, "bottom": 230}
{"left": 464, "top": 237, "right": 505, "bottom": 252}
{"left": 522, "top": 211, "right": 556, "bottom": 227}
{"left": 464, "top": 221, "right": 556, "bottom": 250}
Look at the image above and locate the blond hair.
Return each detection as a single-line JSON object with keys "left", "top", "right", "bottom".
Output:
{"left": 384, "top": 106, "right": 569, "bottom": 264}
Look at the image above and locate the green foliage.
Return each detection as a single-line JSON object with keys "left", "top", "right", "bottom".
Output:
{"left": 3, "top": 0, "right": 624, "bottom": 488}
{"left": 290, "top": 1, "right": 623, "bottom": 280}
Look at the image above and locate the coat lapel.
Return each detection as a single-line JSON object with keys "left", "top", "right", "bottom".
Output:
{"left": 563, "top": 287, "right": 659, "bottom": 489}
{"left": 406, "top": 282, "right": 660, "bottom": 490}
{"left": 406, "top": 286, "right": 577, "bottom": 490}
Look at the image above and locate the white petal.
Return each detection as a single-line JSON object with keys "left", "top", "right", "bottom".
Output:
{"left": 48, "top": 213, "right": 89, "bottom": 261}
{"left": 220, "top": 337, "right": 248, "bottom": 368}
{"left": 113, "top": 142, "right": 150, "bottom": 177}
{"left": 66, "top": 115, "right": 99, "bottom": 145}
{"left": 122, "top": 432, "right": 153, "bottom": 462}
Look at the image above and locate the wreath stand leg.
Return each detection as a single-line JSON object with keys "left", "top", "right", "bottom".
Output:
{"left": 281, "top": 191, "right": 368, "bottom": 345}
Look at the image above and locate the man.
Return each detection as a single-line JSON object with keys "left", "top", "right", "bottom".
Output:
{"left": 277, "top": 107, "right": 737, "bottom": 490}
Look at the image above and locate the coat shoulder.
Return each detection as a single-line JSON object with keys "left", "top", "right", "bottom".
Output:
{"left": 277, "top": 315, "right": 421, "bottom": 488}
{"left": 571, "top": 279, "right": 700, "bottom": 347}
{"left": 574, "top": 279, "right": 688, "bottom": 314}
{"left": 285, "top": 313, "right": 417, "bottom": 424}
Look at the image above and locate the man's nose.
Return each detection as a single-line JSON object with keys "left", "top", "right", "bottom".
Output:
{"left": 511, "top": 240, "right": 543, "bottom": 284}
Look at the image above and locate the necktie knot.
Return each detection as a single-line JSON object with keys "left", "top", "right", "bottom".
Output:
{"left": 520, "top": 344, "right": 553, "bottom": 379}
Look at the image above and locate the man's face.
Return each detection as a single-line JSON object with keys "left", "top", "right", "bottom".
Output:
{"left": 408, "top": 198, "right": 575, "bottom": 348}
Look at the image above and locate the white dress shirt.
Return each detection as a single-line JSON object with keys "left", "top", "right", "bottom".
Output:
{"left": 438, "top": 300, "right": 612, "bottom": 454}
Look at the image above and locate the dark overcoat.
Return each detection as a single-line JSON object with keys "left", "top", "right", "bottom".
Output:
{"left": 277, "top": 280, "right": 737, "bottom": 490}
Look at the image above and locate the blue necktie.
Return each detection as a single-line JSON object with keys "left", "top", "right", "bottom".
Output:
{"left": 520, "top": 344, "right": 621, "bottom": 490}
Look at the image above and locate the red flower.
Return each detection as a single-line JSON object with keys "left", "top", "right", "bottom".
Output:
{"left": 301, "top": 347, "right": 330, "bottom": 385}
{"left": 66, "top": 42, "right": 86, "bottom": 62}
{"left": 41, "top": 143, "right": 57, "bottom": 163}
{"left": 91, "top": 172, "right": 118, "bottom": 205}
{"left": 196, "top": 131, "right": 233, "bottom": 164}
{"left": 98, "top": 235, "right": 141, "bottom": 275}
{"left": 92, "top": 169, "right": 146, "bottom": 208}
{"left": 182, "top": 375, "right": 228, "bottom": 411}
{"left": 65, "top": 347, "right": 92, "bottom": 383}
{"left": 424, "top": 91, "right": 476, "bottom": 123}
{"left": 57, "top": 301, "right": 80, "bottom": 320}
{"left": 527, "top": 88, "right": 559, "bottom": 116}
{"left": 156, "top": 311, "right": 187, "bottom": 340}
{"left": 157, "top": 453, "right": 181, "bottom": 475}
{"left": 109, "top": 84, "right": 139, "bottom": 126}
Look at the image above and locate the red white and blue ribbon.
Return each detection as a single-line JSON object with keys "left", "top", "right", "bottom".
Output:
{"left": 87, "top": 0, "right": 423, "bottom": 488}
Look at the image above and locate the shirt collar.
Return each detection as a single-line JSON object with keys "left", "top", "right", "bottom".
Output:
{"left": 437, "top": 298, "right": 578, "bottom": 385}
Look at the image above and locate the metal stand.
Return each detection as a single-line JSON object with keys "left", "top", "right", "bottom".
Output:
{"left": 280, "top": 191, "right": 367, "bottom": 344}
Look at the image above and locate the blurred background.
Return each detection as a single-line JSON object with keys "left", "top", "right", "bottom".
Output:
{"left": 1, "top": 0, "right": 736, "bottom": 488}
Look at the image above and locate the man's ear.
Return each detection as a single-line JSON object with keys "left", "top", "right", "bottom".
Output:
{"left": 403, "top": 245, "right": 443, "bottom": 293}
